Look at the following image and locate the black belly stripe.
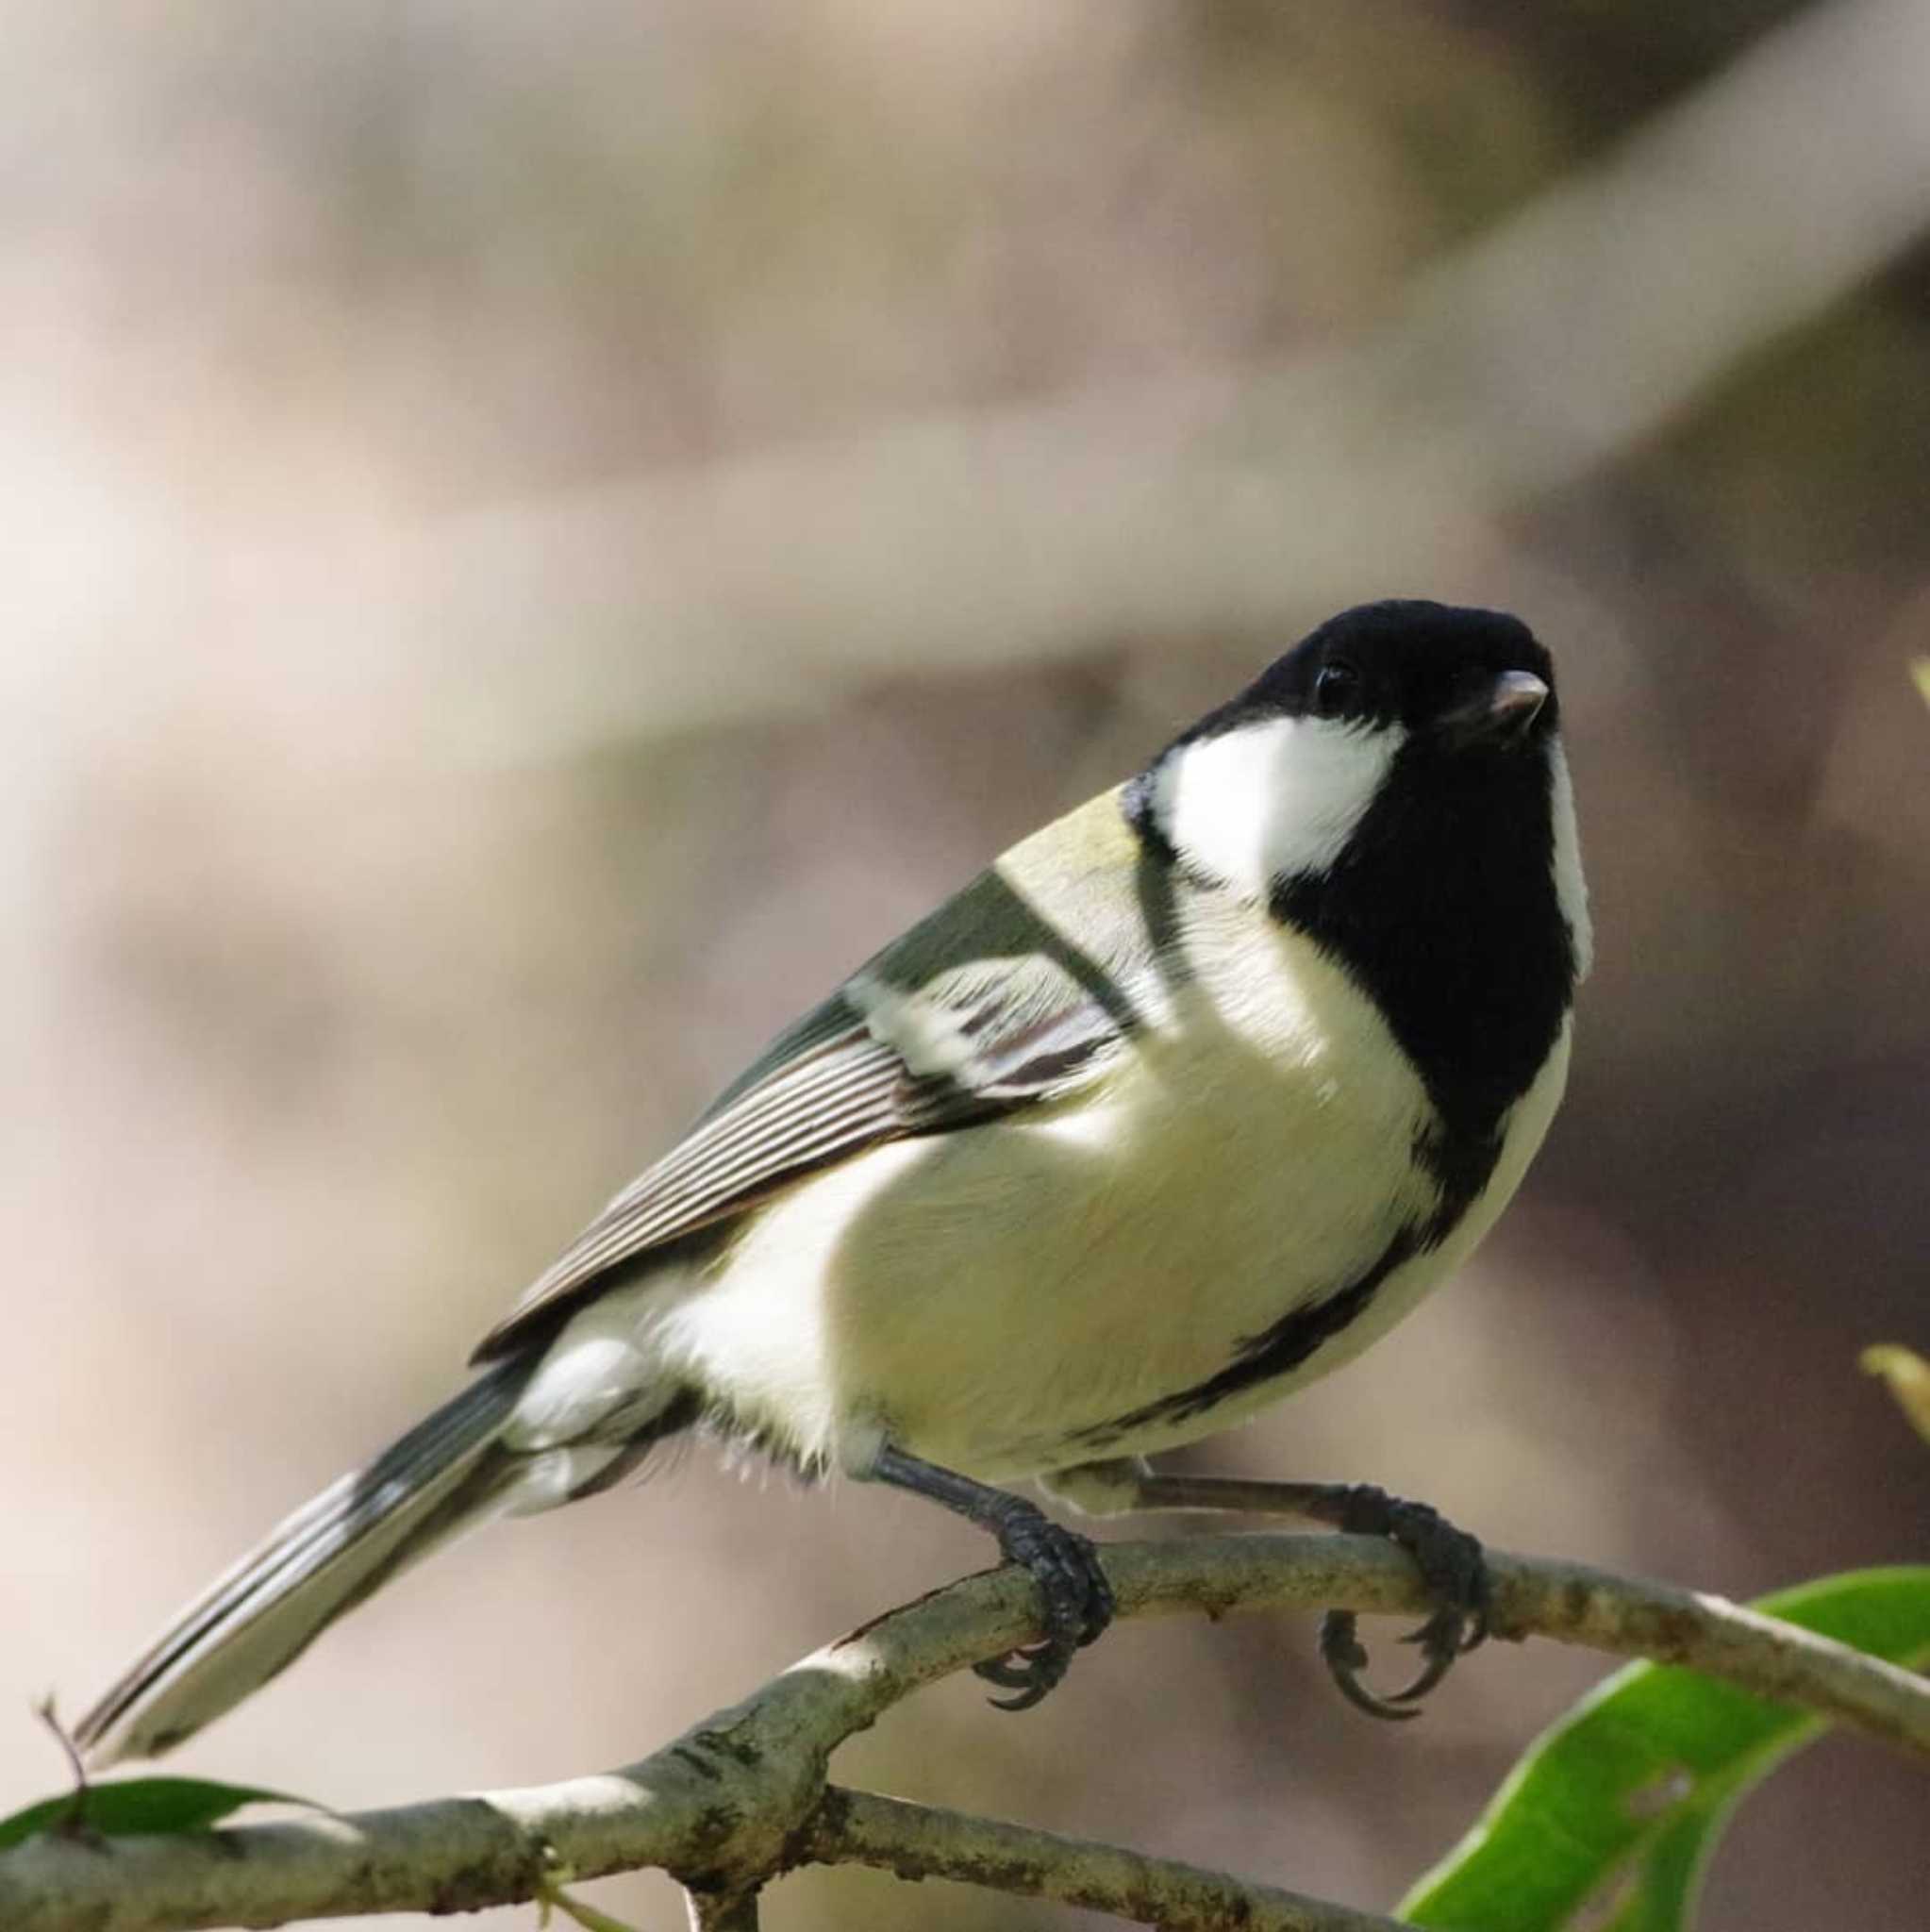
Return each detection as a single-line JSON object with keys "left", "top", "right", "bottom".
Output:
{"left": 1099, "top": 715, "right": 1574, "bottom": 1454}
{"left": 1073, "top": 1224, "right": 1428, "bottom": 1447}
{"left": 1067, "top": 1104, "right": 1511, "bottom": 1449}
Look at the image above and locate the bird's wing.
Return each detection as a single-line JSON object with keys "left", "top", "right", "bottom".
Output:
{"left": 472, "top": 791, "right": 1173, "bottom": 1360}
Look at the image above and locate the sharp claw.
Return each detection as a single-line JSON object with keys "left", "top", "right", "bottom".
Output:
{"left": 1320, "top": 1608, "right": 1370, "bottom": 1675}
{"left": 1316, "top": 1497, "right": 1493, "bottom": 1719}
{"left": 1384, "top": 1642, "right": 1460, "bottom": 1706}
{"left": 973, "top": 1650, "right": 1047, "bottom": 1689}
{"left": 1326, "top": 1659, "right": 1425, "bottom": 1720}
{"left": 978, "top": 1506, "right": 1114, "bottom": 1713}
{"left": 1335, "top": 1677, "right": 1425, "bottom": 1721}
{"left": 977, "top": 1642, "right": 1069, "bottom": 1710}
{"left": 1462, "top": 1582, "right": 1493, "bottom": 1652}
{"left": 986, "top": 1679, "right": 1054, "bottom": 1713}
{"left": 1397, "top": 1607, "right": 1465, "bottom": 1648}
{"left": 1319, "top": 1609, "right": 1420, "bottom": 1721}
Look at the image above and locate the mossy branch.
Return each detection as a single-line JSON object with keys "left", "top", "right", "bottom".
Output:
{"left": 5, "top": 1534, "right": 1927, "bottom": 1932}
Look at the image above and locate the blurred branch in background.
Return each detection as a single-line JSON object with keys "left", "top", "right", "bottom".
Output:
{"left": 5, "top": 1534, "right": 1928, "bottom": 1932}
{"left": 364, "top": 0, "right": 1930, "bottom": 755}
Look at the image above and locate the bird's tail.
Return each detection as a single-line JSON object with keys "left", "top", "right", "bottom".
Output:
{"left": 75, "top": 1359, "right": 541, "bottom": 1767}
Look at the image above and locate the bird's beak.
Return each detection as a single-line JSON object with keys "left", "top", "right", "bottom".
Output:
{"left": 1440, "top": 669, "right": 1549, "bottom": 748}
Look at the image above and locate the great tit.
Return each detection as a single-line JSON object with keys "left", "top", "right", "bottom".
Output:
{"left": 77, "top": 598, "right": 1589, "bottom": 1763}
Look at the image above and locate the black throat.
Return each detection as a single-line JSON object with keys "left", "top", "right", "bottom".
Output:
{"left": 1090, "top": 731, "right": 1577, "bottom": 1451}
{"left": 1268, "top": 735, "right": 1575, "bottom": 1206}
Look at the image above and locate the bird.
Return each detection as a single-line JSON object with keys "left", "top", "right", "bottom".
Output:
{"left": 75, "top": 598, "right": 1589, "bottom": 1765}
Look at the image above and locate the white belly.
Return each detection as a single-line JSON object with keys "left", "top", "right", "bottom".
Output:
{"left": 632, "top": 918, "right": 1570, "bottom": 1481}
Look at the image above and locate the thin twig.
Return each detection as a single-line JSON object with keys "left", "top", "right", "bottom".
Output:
{"left": 2, "top": 1534, "right": 1925, "bottom": 1931}
{"left": 800, "top": 1785, "right": 1408, "bottom": 1932}
{"left": 29, "top": 1699, "right": 92, "bottom": 1844}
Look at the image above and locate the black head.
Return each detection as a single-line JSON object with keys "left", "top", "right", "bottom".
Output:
{"left": 1127, "top": 598, "right": 1588, "bottom": 1166}
{"left": 1207, "top": 599, "right": 1557, "bottom": 751}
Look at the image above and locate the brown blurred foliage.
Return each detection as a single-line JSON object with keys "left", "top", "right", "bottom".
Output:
{"left": 4, "top": 4, "right": 1927, "bottom": 1928}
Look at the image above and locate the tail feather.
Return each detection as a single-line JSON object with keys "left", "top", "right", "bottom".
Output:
{"left": 75, "top": 1359, "right": 534, "bottom": 1766}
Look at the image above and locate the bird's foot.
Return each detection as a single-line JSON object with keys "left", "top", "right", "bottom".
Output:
{"left": 971, "top": 1497, "right": 1115, "bottom": 1710}
{"left": 869, "top": 1443, "right": 1115, "bottom": 1711}
{"left": 1317, "top": 1485, "right": 1489, "bottom": 1720}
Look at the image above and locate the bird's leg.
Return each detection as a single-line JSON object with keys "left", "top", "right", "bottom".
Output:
{"left": 870, "top": 1444, "right": 1115, "bottom": 1710}
{"left": 1042, "top": 1459, "right": 1488, "bottom": 1721}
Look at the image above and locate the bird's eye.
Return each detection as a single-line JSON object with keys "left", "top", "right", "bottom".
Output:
{"left": 1311, "top": 660, "right": 1362, "bottom": 720}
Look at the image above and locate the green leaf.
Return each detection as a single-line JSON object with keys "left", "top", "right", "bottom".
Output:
{"left": 0, "top": 1775, "right": 313, "bottom": 1853}
{"left": 1398, "top": 1566, "right": 1930, "bottom": 1932}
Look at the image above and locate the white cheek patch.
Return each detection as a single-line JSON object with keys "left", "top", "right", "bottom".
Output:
{"left": 1153, "top": 714, "right": 1402, "bottom": 897}
{"left": 1548, "top": 742, "right": 1592, "bottom": 980}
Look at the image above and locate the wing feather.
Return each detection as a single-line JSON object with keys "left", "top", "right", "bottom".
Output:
{"left": 471, "top": 790, "right": 1162, "bottom": 1361}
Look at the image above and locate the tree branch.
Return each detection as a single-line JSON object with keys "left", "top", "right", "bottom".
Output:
{"left": 4, "top": 1534, "right": 1925, "bottom": 1932}
{"left": 799, "top": 1785, "right": 1409, "bottom": 1931}
{"left": 681, "top": 1885, "right": 761, "bottom": 1932}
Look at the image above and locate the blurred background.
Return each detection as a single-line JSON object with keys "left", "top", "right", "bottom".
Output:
{"left": 5, "top": 3, "right": 1929, "bottom": 1926}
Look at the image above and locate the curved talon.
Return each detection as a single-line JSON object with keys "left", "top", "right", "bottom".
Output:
{"left": 865, "top": 1449, "right": 1114, "bottom": 1713}
{"left": 1462, "top": 1580, "right": 1493, "bottom": 1653}
{"left": 1395, "top": 1606, "right": 1486, "bottom": 1658}
{"left": 973, "top": 1651, "right": 1047, "bottom": 1690}
{"left": 1317, "top": 1488, "right": 1492, "bottom": 1718}
{"left": 1319, "top": 1609, "right": 1422, "bottom": 1722}
{"left": 982, "top": 1646, "right": 1073, "bottom": 1710}
{"left": 1395, "top": 1608, "right": 1461, "bottom": 1652}
{"left": 1320, "top": 1608, "right": 1368, "bottom": 1677}
{"left": 987, "top": 1676, "right": 1057, "bottom": 1713}
{"left": 1383, "top": 1610, "right": 1464, "bottom": 1704}
{"left": 980, "top": 1506, "right": 1114, "bottom": 1712}
{"left": 1386, "top": 1651, "right": 1457, "bottom": 1706}
{"left": 975, "top": 1640, "right": 1074, "bottom": 1710}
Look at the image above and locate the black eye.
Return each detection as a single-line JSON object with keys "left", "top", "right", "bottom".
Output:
{"left": 1311, "top": 659, "right": 1362, "bottom": 719}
